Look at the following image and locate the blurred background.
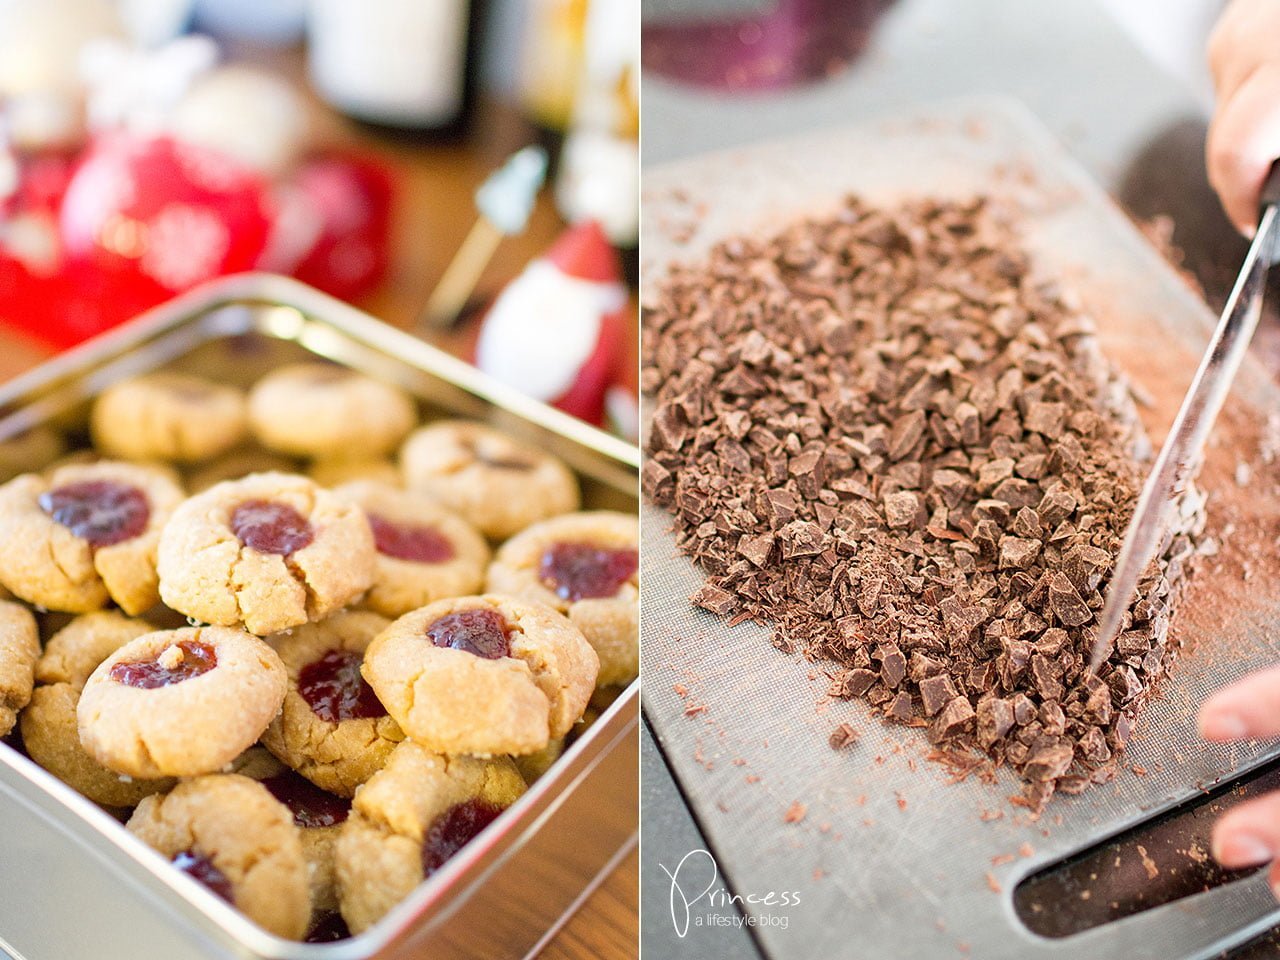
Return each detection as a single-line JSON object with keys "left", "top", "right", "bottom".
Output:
{"left": 0, "top": 0, "right": 639, "bottom": 441}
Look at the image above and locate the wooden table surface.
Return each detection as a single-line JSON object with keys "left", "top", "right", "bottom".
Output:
{"left": 0, "top": 53, "right": 637, "bottom": 960}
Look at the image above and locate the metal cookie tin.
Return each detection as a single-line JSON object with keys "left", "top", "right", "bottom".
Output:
{"left": 0, "top": 273, "right": 638, "bottom": 960}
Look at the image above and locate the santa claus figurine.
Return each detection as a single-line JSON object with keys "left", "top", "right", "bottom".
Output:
{"left": 474, "top": 219, "right": 628, "bottom": 427}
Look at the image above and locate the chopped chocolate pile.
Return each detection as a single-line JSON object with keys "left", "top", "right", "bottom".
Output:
{"left": 642, "top": 196, "right": 1204, "bottom": 809}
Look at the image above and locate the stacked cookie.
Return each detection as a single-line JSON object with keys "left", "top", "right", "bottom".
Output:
{"left": 0, "top": 363, "right": 638, "bottom": 941}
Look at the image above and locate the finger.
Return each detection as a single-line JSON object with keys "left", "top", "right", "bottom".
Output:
{"left": 1208, "top": 0, "right": 1280, "bottom": 102}
{"left": 1206, "top": 63, "right": 1280, "bottom": 235}
{"left": 1212, "top": 791, "right": 1280, "bottom": 868}
{"left": 1208, "top": 1, "right": 1260, "bottom": 101}
{"left": 1199, "top": 663, "right": 1280, "bottom": 740}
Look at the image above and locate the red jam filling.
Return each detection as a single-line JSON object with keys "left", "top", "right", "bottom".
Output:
{"left": 261, "top": 771, "right": 351, "bottom": 828}
{"left": 172, "top": 850, "right": 234, "bottom": 902}
{"left": 368, "top": 513, "right": 455, "bottom": 564}
{"left": 297, "top": 649, "right": 386, "bottom": 724}
{"left": 109, "top": 639, "right": 217, "bottom": 689}
{"left": 39, "top": 480, "right": 150, "bottom": 547}
{"left": 421, "top": 798, "right": 504, "bottom": 878}
{"left": 539, "top": 542, "right": 638, "bottom": 602}
{"left": 425, "top": 609, "right": 512, "bottom": 660}
{"left": 230, "top": 500, "right": 314, "bottom": 555}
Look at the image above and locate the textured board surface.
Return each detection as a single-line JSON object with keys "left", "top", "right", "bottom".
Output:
{"left": 640, "top": 97, "right": 1280, "bottom": 959}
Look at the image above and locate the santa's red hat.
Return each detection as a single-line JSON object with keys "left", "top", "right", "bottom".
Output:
{"left": 475, "top": 219, "right": 627, "bottom": 426}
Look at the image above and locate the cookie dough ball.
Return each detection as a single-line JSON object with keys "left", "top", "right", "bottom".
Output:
{"left": 0, "top": 601, "right": 38, "bottom": 736}
{"left": 127, "top": 775, "right": 311, "bottom": 939}
{"left": 233, "top": 749, "right": 351, "bottom": 916}
{"left": 185, "top": 447, "right": 299, "bottom": 494}
{"left": 248, "top": 364, "right": 417, "bottom": 460}
{"left": 261, "top": 611, "right": 403, "bottom": 797}
{"left": 308, "top": 457, "right": 401, "bottom": 489}
{"left": 157, "top": 472, "right": 376, "bottom": 636}
{"left": 362, "top": 595, "right": 598, "bottom": 756}
{"left": 333, "top": 481, "right": 489, "bottom": 618}
{"left": 400, "top": 422, "right": 580, "bottom": 540}
{"left": 78, "top": 626, "right": 287, "bottom": 778}
{"left": 335, "top": 742, "right": 525, "bottom": 933}
{"left": 20, "top": 612, "right": 174, "bottom": 806}
{"left": 487, "top": 512, "right": 638, "bottom": 687}
{"left": 91, "top": 373, "right": 249, "bottom": 463}
{"left": 0, "top": 461, "right": 184, "bottom": 614}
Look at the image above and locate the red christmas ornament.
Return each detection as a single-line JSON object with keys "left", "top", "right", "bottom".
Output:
{"left": 285, "top": 153, "right": 393, "bottom": 302}
{"left": 59, "top": 133, "right": 272, "bottom": 303}
{"left": 474, "top": 220, "right": 628, "bottom": 426}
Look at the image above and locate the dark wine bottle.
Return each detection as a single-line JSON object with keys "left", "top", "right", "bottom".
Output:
{"left": 307, "top": 0, "right": 485, "bottom": 141}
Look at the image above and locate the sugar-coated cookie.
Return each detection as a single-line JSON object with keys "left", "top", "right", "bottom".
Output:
{"left": 486, "top": 511, "right": 638, "bottom": 687}
{"left": 232, "top": 748, "right": 351, "bottom": 916}
{"left": 334, "top": 481, "right": 489, "bottom": 617}
{"left": 78, "top": 626, "right": 287, "bottom": 778}
{"left": 362, "top": 595, "right": 598, "bottom": 756}
{"left": 91, "top": 373, "right": 248, "bottom": 463}
{"left": 249, "top": 364, "right": 416, "bottom": 459}
{"left": 127, "top": 774, "right": 311, "bottom": 939}
{"left": 400, "top": 421, "right": 580, "bottom": 540}
{"left": 20, "top": 612, "right": 173, "bottom": 806}
{"left": 157, "top": 472, "right": 376, "bottom": 635}
{"left": 0, "top": 461, "right": 184, "bottom": 613}
{"left": 334, "top": 742, "right": 525, "bottom": 933}
{"left": 0, "top": 601, "right": 38, "bottom": 736}
{"left": 261, "top": 611, "right": 403, "bottom": 797}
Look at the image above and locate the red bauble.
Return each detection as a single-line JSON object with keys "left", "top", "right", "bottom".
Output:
{"left": 59, "top": 133, "right": 273, "bottom": 301}
{"left": 288, "top": 153, "right": 393, "bottom": 302}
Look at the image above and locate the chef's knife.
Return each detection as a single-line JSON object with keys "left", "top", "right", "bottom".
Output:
{"left": 1087, "top": 165, "right": 1280, "bottom": 676}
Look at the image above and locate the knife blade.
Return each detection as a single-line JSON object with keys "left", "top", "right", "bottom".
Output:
{"left": 1087, "top": 187, "right": 1280, "bottom": 676}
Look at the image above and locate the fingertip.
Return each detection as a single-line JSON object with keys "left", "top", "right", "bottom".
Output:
{"left": 1212, "top": 821, "right": 1273, "bottom": 868}
{"left": 1198, "top": 701, "right": 1249, "bottom": 741}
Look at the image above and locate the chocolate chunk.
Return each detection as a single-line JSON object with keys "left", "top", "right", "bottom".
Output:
{"left": 977, "top": 696, "right": 1015, "bottom": 747}
{"left": 1029, "top": 654, "right": 1065, "bottom": 701}
{"left": 858, "top": 577, "right": 885, "bottom": 616}
{"left": 886, "top": 691, "right": 915, "bottom": 721}
{"left": 889, "top": 410, "right": 927, "bottom": 461}
{"left": 691, "top": 584, "right": 736, "bottom": 616}
{"left": 832, "top": 668, "right": 878, "bottom": 698}
{"left": 906, "top": 653, "right": 942, "bottom": 683}
{"left": 738, "top": 533, "right": 775, "bottom": 567}
{"left": 920, "top": 674, "right": 960, "bottom": 716}
{"left": 1036, "top": 487, "right": 1076, "bottom": 526}
{"left": 1024, "top": 741, "right": 1073, "bottom": 781}
{"left": 1076, "top": 726, "right": 1110, "bottom": 763}
{"left": 878, "top": 644, "right": 907, "bottom": 688}
{"left": 779, "top": 520, "right": 824, "bottom": 558}
{"left": 1024, "top": 402, "right": 1066, "bottom": 438}
{"left": 883, "top": 491, "right": 921, "bottom": 529}
{"left": 977, "top": 458, "right": 1015, "bottom": 490}
{"left": 998, "top": 536, "right": 1041, "bottom": 570}
{"left": 929, "top": 696, "right": 976, "bottom": 742}
{"left": 1048, "top": 573, "right": 1092, "bottom": 627}
{"left": 829, "top": 723, "right": 860, "bottom": 750}
{"left": 1062, "top": 544, "right": 1112, "bottom": 593}
{"left": 1081, "top": 679, "right": 1113, "bottom": 725}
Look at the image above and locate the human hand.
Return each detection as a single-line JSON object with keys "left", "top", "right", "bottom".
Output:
{"left": 1199, "top": 666, "right": 1280, "bottom": 883}
{"left": 1207, "top": 0, "right": 1280, "bottom": 235}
